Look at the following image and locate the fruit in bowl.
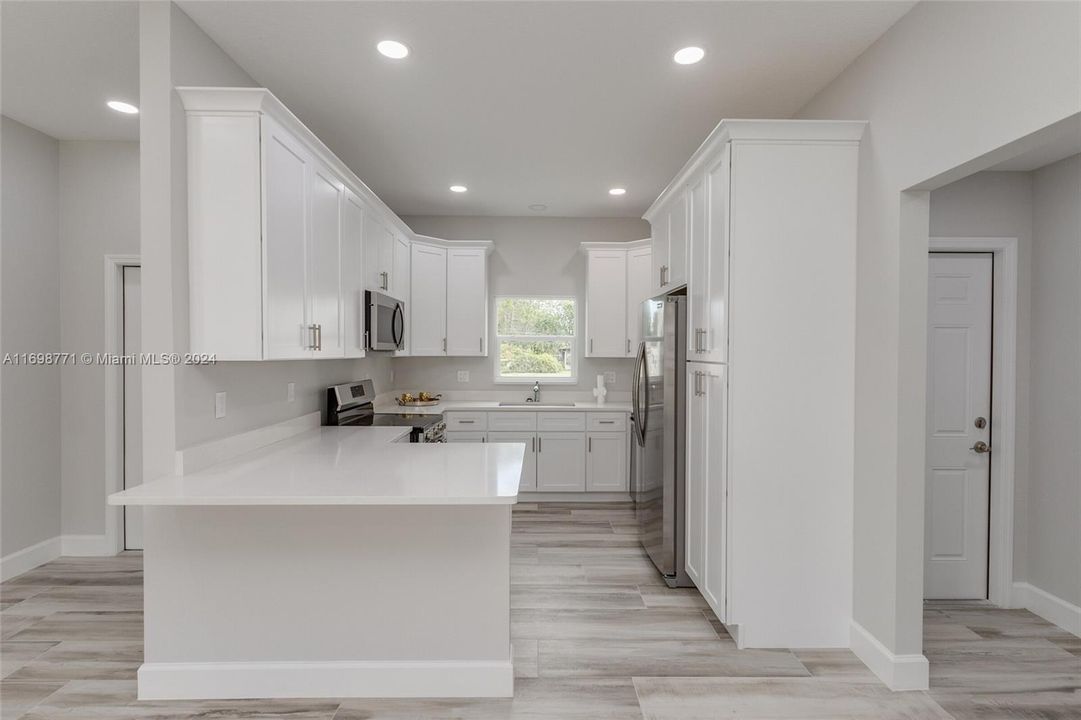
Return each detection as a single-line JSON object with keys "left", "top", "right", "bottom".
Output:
{"left": 418, "top": 391, "right": 434, "bottom": 401}
{"left": 399, "top": 392, "right": 414, "bottom": 404}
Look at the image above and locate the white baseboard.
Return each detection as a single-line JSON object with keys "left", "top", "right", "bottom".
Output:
{"left": 136, "top": 658, "right": 515, "bottom": 700}
{"left": 1012, "top": 581, "right": 1081, "bottom": 637}
{"left": 61, "top": 534, "right": 117, "bottom": 557}
{"left": 849, "top": 620, "right": 929, "bottom": 691}
{"left": 0, "top": 536, "right": 61, "bottom": 582}
{"left": 518, "top": 492, "right": 631, "bottom": 503}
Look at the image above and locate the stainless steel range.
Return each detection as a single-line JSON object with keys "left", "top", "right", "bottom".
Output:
{"left": 326, "top": 379, "right": 446, "bottom": 443}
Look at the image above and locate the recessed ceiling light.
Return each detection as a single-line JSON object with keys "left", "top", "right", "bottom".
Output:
{"left": 609, "top": 188, "right": 627, "bottom": 196}
{"left": 673, "top": 46, "right": 705, "bottom": 65}
{"left": 449, "top": 185, "right": 468, "bottom": 193}
{"left": 106, "top": 100, "right": 139, "bottom": 114}
{"left": 528, "top": 204, "right": 548, "bottom": 212}
{"left": 377, "top": 40, "right": 410, "bottom": 59}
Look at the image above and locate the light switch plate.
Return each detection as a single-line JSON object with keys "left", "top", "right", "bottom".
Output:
{"left": 457, "top": 370, "right": 470, "bottom": 383}
{"left": 604, "top": 371, "right": 617, "bottom": 386}
{"left": 214, "top": 392, "right": 227, "bottom": 419}
{"left": 287, "top": 382, "right": 295, "bottom": 402}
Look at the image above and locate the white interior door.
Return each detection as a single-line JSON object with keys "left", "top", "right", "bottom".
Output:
{"left": 925, "top": 253, "right": 993, "bottom": 599}
{"left": 123, "top": 266, "right": 143, "bottom": 550}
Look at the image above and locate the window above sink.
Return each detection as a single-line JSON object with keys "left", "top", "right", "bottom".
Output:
{"left": 494, "top": 296, "right": 578, "bottom": 384}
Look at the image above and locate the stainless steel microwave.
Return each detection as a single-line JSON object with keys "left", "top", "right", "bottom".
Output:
{"left": 365, "top": 290, "right": 405, "bottom": 351}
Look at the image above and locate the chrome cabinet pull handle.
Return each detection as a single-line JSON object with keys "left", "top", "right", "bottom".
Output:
{"left": 459, "top": 419, "right": 475, "bottom": 424}
{"left": 626, "top": 338, "right": 630, "bottom": 354}
{"left": 443, "top": 337, "right": 447, "bottom": 353}
{"left": 589, "top": 338, "right": 594, "bottom": 354}
{"left": 315, "top": 324, "right": 322, "bottom": 351}
{"left": 588, "top": 437, "right": 592, "bottom": 452}
{"left": 531, "top": 437, "right": 535, "bottom": 453}
{"left": 380, "top": 271, "right": 388, "bottom": 290}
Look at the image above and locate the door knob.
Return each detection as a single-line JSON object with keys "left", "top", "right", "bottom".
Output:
{"left": 970, "top": 441, "right": 991, "bottom": 454}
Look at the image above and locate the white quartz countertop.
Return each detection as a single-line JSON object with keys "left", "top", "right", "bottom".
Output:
{"left": 108, "top": 427, "right": 523, "bottom": 507}
{"left": 374, "top": 399, "right": 633, "bottom": 415}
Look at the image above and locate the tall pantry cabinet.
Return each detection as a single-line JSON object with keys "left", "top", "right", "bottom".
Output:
{"left": 645, "top": 120, "right": 865, "bottom": 649}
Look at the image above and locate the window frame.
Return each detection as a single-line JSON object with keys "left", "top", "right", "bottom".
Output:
{"left": 492, "top": 295, "right": 578, "bottom": 385}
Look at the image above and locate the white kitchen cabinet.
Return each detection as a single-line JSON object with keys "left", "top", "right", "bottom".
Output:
{"left": 627, "top": 245, "right": 653, "bottom": 351}
{"left": 181, "top": 87, "right": 417, "bottom": 361}
{"left": 535, "top": 432, "right": 586, "bottom": 492}
{"left": 446, "top": 247, "right": 488, "bottom": 356}
{"left": 648, "top": 119, "right": 863, "bottom": 648}
{"left": 262, "top": 118, "right": 311, "bottom": 360}
{"left": 488, "top": 431, "right": 537, "bottom": 491}
{"left": 685, "top": 362, "right": 727, "bottom": 616}
{"left": 308, "top": 160, "right": 344, "bottom": 358}
{"left": 586, "top": 432, "right": 627, "bottom": 491}
{"left": 364, "top": 213, "right": 395, "bottom": 294}
{"left": 341, "top": 191, "right": 366, "bottom": 357}
{"left": 585, "top": 250, "right": 628, "bottom": 358}
{"left": 409, "top": 243, "right": 448, "bottom": 355}
{"left": 687, "top": 152, "right": 729, "bottom": 363}
{"left": 651, "top": 190, "right": 688, "bottom": 293}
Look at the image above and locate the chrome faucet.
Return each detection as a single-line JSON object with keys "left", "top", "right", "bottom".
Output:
{"left": 531, "top": 381, "right": 541, "bottom": 403}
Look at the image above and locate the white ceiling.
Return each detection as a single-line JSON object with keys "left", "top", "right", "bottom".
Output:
{"left": 1, "top": 1, "right": 139, "bottom": 142}
{"left": 1, "top": 1, "right": 915, "bottom": 217}
{"left": 179, "top": 1, "right": 915, "bottom": 217}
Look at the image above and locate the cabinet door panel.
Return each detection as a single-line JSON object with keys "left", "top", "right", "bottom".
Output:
{"left": 586, "top": 432, "right": 628, "bottom": 491}
{"left": 627, "top": 247, "right": 652, "bottom": 357}
{"left": 446, "top": 248, "right": 488, "bottom": 356}
{"left": 363, "top": 213, "right": 394, "bottom": 293}
{"left": 668, "top": 190, "right": 688, "bottom": 288}
{"left": 536, "top": 432, "right": 586, "bottom": 491}
{"left": 309, "top": 162, "right": 344, "bottom": 358}
{"left": 687, "top": 175, "right": 708, "bottom": 358}
{"left": 704, "top": 151, "right": 730, "bottom": 363}
{"left": 651, "top": 211, "right": 669, "bottom": 295}
{"left": 489, "top": 431, "right": 537, "bottom": 491}
{"left": 262, "top": 119, "right": 310, "bottom": 359}
{"left": 341, "top": 191, "right": 366, "bottom": 357}
{"left": 585, "top": 250, "right": 628, "bottom": 357}
{"left": 685, "top": 364, "right": 707, "bottom": 587}
{"left": 701, "top": 364, "right": 728, "bottom": 619}
{"left": 409, "top": 243, "right": 447, "bottom": 355}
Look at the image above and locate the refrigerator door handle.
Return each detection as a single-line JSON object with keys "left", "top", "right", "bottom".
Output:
{"left": 632, "top": 341, "right": 648, "bottom": 446}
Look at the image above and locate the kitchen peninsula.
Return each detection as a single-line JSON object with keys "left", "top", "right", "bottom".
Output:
{"left": 109, "top": 426, "right": 523, "bottom": 700}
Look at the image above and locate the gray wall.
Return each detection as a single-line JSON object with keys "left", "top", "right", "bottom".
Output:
{"left": 929, "top": 171, "right": 1034, "bottom": 584}
{"left": 1027, "top": 154, "right": 1081, "bottom": 606}
{"left": 58, "top": 141, "right": 140, "bottom": 537}
{"left": 797, "top": 0, "right": 1080, "bottom": 659}
{"left": 1, "top": 116, "right": 61, "bottom": 557}
{"left": 397, "top": 215, "right": 649, "bottom": 394}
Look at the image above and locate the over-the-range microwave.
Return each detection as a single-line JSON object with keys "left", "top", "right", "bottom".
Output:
{"left": 365, "top": 289, "right": 405, "bottom": 351}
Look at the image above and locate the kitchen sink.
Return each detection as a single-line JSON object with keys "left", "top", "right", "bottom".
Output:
{"left": 498, "top": 401, "right": 576, "bottom": 407}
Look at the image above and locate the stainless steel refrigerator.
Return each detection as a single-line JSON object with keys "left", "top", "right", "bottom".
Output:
{"left": 631, "top": 293, "right": 692, "bottom": 588}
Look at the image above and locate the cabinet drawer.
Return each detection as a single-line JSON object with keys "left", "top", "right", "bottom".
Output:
{"left": 587, "top": 412, "right": 627, "bottom": 432}
{"left": 445, "top": 412, "right": 488, "bottom": 431}
{"left": 537, "top": 412, "right": 586, "bottom": 431}
{"left": 488, "top": 411, "right": 538, "bottom": 431}
{"left": 444, "top": 431, "right": 487, "bottom": 443}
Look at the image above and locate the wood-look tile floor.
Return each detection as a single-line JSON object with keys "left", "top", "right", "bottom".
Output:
{"left": 1, "top": 502, "right": 1077, "bottom": 718}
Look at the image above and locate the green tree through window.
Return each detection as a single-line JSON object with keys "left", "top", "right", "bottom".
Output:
{"left": 495, "top": 297, "right": 576, "bottom": 381}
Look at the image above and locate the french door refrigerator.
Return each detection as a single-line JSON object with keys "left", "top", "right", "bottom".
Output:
{"left": 632, "top": 293, "right": 692, "bottom": 588}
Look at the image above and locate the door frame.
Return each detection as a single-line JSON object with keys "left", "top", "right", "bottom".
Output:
{"left": 103, "top": 254, "right": 141, "bottom": 555}
{"left": 928, "top": 237, "right": 1017, "bottom": 607}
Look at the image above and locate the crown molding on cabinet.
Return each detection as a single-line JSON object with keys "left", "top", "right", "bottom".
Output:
{"left": 577, "top": 238, "right": 650, "bottom": 255}
{"left": 412, "top": 234, "right": 495, "bottom": 254}
{"left": 176, "top": 86, "right": 415, "bottom": 241}
{"left": 643, "top": 119, "right": 867, "bottom": 221}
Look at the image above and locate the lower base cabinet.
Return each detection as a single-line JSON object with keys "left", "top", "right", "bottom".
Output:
{"left": 445, "top": 411, "right": 629, "bottom": 494}
{"left": 488, "top": 431, "right": 537, "bottom": 491}
{"left": 536, "top": 432, "right": 586, "bottom": 491}
{"left": 586, "top": 432, "right": 628, "bottom": 491}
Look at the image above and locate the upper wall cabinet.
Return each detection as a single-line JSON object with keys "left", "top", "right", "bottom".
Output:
{"left": 409, "top": 235, "right": 492, "bottom": 357}
{"left": 180, "top": 86, "right": 415, "bottom": 360}
{"left": 580, "top": 240, "right": 651, "bottom": 358}
{"left": 649, "top": 190, "right": 688, "bottom": 294}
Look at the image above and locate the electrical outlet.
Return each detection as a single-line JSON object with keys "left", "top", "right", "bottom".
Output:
{"left": 457, "top": 370, "right": 470, "bottom": 383}
{"left": 287, "top": 382, "right": 296, "bottom": 402}
{"left": 604, "top": 371, "right": 617, "bottom": 386}
{"left": 214, "top": 392, "right": 227, "bottom": 419}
